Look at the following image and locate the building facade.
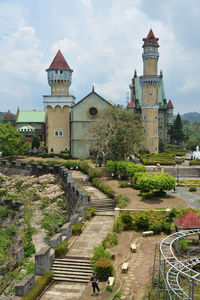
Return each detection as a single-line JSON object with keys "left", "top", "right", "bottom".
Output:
{"left": 127, "top": 29, "right": 174, "bottom": 153}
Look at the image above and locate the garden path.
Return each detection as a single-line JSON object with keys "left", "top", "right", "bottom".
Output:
{"left": 31, "top": 201, "right": 47, "bottom": 252}
{"left": 40, "top": 171, "right": 114, "bottom": 300}
{"left": 169, "top": 187, "right": 200, "bottom": 209}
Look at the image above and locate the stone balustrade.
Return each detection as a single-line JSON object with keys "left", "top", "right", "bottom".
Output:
{"left": 15, "top": 274, "right": 35, "bottom": 297}
{"left": 35, "top": 246, "right": 51, "bottom": 275}
{"left": 49, "top": 233, "right": 62, "bottom": 248}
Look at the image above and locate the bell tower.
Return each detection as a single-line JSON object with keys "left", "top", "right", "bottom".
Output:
{"left": 43, "top": 50, "right": 75, "bottom": 153}
{"left": 141, "top": 30, "right": 160, "bottom": 153}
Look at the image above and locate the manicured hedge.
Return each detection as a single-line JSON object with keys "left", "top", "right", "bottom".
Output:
{"left": 136, "top": 173, "right": 176, "bottom": 192}
{"left": 189, "top": 159, "right": 200, "bottom": 165}
{"left": 92, "top": 178, "right": 115, "bottom": 198}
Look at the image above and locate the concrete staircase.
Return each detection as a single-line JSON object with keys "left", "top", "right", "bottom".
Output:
{"left": 89, "top": 197, "right": 116, "bottom": 212}
{"left": 51, "top": 257, "right": 93, "bottom": 283}
{"left": 164, "top": 166, "right": 200, "bottom": 178}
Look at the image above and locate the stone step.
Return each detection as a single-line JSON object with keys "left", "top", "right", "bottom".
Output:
{"left": 55, "top": 258, "right": 90, "bottom": 263}
{"left": 53, "top": 277, "right": 89, "bottom": 283}
{"left": 52, "top": 265, "right": 92, "bottom": 271}
{"left": 52, "top": 269, "right": 92, "bottom": 276}
{"left": 51, "top": 257, "right": 93, "bottom": 282}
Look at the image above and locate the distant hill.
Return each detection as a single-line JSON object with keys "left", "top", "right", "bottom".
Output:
{"left": 181, "top": 112, "right": 200, "bottom": 122}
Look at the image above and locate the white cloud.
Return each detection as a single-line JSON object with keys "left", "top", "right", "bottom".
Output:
{"left": 80, "top": 0, "right": 92, "bottom": 8}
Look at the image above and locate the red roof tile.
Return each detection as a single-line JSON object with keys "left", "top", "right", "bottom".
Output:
{"left": 4, "top": 109, "right": 14, "bottom": 121}
{"left": 47, "top": 50, "right": 71, "bottom": 70}
{"left": 143, "top": 29, "right": 159, "bottom": 46}
{"left": 167, "top": 99, "right": 174, "bottom": 109}
{"left": 173, "top": 210, "right": 200, "bottom": 229}
{"left": 126, "top": 99, "right": 135, "bottom": 109}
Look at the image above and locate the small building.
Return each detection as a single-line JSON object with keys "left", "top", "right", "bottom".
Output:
{"left": 173, "top": 210, "right": 200, "bottom": 231}
{"left": 15, "top": 110, "right": 46, "bottom": 143}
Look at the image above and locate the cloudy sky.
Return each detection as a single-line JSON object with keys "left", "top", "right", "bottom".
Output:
{"left": 0, "top": 0, "right": 199, "bottom": 114}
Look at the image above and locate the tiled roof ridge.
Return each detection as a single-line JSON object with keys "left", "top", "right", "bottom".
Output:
{"left": 173, "top": 210, "right": 200, "bottom": 229}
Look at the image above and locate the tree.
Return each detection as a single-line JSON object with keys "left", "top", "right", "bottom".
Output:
{"left": 87, "top": 105, "right": 144, "bottom": 164}
{"left": 169, "top": 113, "right": 184, "bottom": 145}
{"left": 137, "top": 173, "right": 176, "bottom": 193}
{"left": 0, "top": 123, "right": 29, "bottom": 156}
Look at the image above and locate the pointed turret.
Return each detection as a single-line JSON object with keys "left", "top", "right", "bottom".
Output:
{"left": 4, "top": 109, "right": 14, "bottom": 121}
{"left": 167, "top": 99, "right": 174, "bottom": 109}
{"left": 47, "top": 50, "right": 71, "bottom": 70}
{"left": 143, "top": 29, "right": 159, "bottom": 47}
{"left": 46, "top": 50, "right": 73, "bottom": 96}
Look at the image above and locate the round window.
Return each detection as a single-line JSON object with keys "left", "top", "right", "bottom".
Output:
{"left": 89, "top": 107, "right": 98, "bottom": 116}
{"left": 88, "top": 106, "right": 99, "bottom": 118}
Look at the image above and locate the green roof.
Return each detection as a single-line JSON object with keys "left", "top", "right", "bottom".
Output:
{"left": 16, "top": 111, "right": 46, "bottom": 123}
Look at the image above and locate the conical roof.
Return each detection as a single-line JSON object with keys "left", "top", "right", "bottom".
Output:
{"left": 167, "top": 99, "right": 174, "bottom": 109}
{"left": 126, "top": 98, "right": 135, "bottom": 109}
{"left": 173, "top": 210, "right": 200, "bottom": 229}
{"left": 143, "top": 29, "right": 159, "bottom": 46}
{"left": 4, "top": 109, "right": 14, "bottom": 121}
{"left": 47, "top": 50, "right": 71, "bottom": 70}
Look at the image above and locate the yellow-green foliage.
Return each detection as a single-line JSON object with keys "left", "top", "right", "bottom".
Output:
{"left": 22, "top": 271, "right": 53, "bottom": 300}
{"left": 178, "top": 179, "right": 200, "bottom": 187}
{"left": 137, "top": 173, "right": 176, "bottom": 192}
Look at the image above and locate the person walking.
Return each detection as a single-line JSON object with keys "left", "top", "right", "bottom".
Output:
{"left": 90, "top": 273, "right": 100, "bottom": 296}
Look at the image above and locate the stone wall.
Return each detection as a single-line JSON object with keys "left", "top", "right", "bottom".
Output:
{"left": 0, "top": 159, "right": 88, "bottom": 297}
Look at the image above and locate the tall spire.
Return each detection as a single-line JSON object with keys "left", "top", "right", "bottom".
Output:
{"left": 143, "top": 29, "right": 159, "bottom": 47}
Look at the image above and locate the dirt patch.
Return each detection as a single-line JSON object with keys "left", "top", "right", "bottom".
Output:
{"left": 81, "top": 231, "right": 164, "bottom": 300}
{"left": 103, "top": 178, "right": 186, "bottom": 209}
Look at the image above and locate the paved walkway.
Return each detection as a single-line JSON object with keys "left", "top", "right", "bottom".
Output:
{"left": 169, "top": 187, "right": 200, "bottom": 209}
{"left": 40, "top": 171, "right": 114, "bottom": 300}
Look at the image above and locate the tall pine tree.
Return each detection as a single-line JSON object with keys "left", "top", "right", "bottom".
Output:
{"left": 169, "top": 113, "right": 184, "bottom": 144}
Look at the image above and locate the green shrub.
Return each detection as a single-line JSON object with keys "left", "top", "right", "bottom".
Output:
{"left": 55, "top": 241, "right": 68, "bottom": 258}
{"left": 90, "top": 244, "right": 112, "bottom": 265}
{"left": 189, "top": 186, "right": 197, "bottom": 192}
{"left": 120, "top": 211, "right": 135, "bottom": 230}
{"left": 85, "top": 206, "right": 96, "bottom": 216}
{"left": 162, "top": 222, "right": 172, "bottom": 234}
{"left": 72, "top": 223, "right": 83, "bottom": 235}
{"left": 149, "top": 223, "right": 162, "bottom": 234}
{"left": 137, "top": 173, "right": 176, "bottom": 193}
{"left": 93, "top": 258, "right": 113, "bottom": 281}
{"left": 0, "top": 205, "right": 9, "bottom": 217}
{"left": 113, "top": 218, "right": 123, "bottom": 233}
{"left": 84, "top": 213, "right": 92, "bottom": 221}
{"left": 106, "top": 285, "right": 113, "bottom": 292}
{"left": 22, "top": 271, "right": 53, "bottom": 300}
{"left": 92, "top": 178, "right": 115, "bottom": 198}
{"left": 134, "top": 214, "right": 149, "bottom": 231}
{"left": 88, "top": 168, "right": 102, "bottom": 179}
{"left": 102, "top": 233, "right": 118, "bottom": 248}
{"left": 116, "top": 194, "right": 130, "bottom": 208}
{"left": 24, "top": 241, "right": 35, "bottom": 258}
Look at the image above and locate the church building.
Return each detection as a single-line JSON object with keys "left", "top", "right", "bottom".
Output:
{"left": 43, "top": 50, "right": 111, "bottom": 158}
{"left": 126, "top": 29, "right": 174, "bottom": 153}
